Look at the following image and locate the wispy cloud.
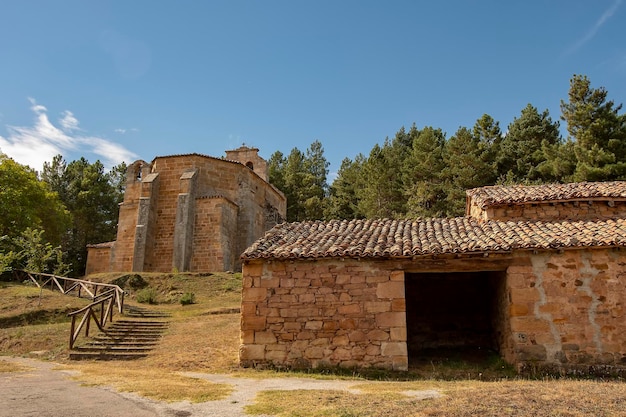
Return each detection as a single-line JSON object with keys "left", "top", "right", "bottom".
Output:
{"left": 564, "top": 0, "right": 623, "bottom": 56}
{"left": 0, "top": 98, "right": 137, "bottom": 171}
{"left": 114, "top": 127, "right": 139, "bottom": 134}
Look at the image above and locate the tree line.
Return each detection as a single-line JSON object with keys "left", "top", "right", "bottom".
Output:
{"left": 271, "top": 74, "right": 626, "bottom": 221}
{"left": 1, "top": 74, "right": 624, "bottom": 276}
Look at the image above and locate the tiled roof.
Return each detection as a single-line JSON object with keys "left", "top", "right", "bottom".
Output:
{"left": 467, "top": 181, "right": 626, "bottom": 208}
{"left": 86, "top": 241, "right": 115, "bottom": 248}
{"left": 241, "top": 217, "right": 626, "bottom": 260}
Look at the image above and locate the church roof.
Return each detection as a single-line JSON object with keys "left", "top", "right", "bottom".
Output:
{"left": 241, "top": 217, "right": 626, "bottom": 260}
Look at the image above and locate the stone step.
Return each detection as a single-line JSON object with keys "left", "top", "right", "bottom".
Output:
{"left": 92, "top": 335, "right": 161, "bottom": 343}
{"left": 74, "top": 345, "right": 154, "bottom": 353}
{"left": 69, "top": 352, "right": 148, "bottom": 361}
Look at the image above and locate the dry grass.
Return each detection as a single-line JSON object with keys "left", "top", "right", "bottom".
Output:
{"left": 4, "top": 273, "right": 626, "bottom": 413}
{"left": 0, "top": 358, "right": 29, "bottom": 373}
{"left": 73, "top": 365, "right": 232, "bottom": 402}
{"left": 247, "top": 379, "right": 626, "bottom": 417}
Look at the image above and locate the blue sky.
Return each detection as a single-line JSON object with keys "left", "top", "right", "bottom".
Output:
{"left": 1, "top": 1, "right": 625, "bottom": 179}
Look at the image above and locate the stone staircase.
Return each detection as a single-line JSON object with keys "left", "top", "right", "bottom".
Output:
{"left": 69, "top": 305, "right": 170, "bottom": 361}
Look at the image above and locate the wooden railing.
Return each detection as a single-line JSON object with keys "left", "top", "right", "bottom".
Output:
{"left": 13, "top": 270, "right": 125, "bottom": 348}
{"left": 67, "top": 289, "right": 117, "bottom": 349}
{"left": 14, "top": 270, "right": 125, "bottom": 313}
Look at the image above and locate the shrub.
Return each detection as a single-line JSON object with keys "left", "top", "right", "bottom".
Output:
{"left": 180, "top": 292, "right": 196, "bottom": 306}
{"left": 136, "top": 287, "right": 158, "bottom": 304}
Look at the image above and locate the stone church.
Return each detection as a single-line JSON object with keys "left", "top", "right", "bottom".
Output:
{"left": 86, "top": 146, "right": 286, "bottom": 274}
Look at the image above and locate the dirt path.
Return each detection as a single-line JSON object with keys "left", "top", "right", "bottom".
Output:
{"left": 0, "top": 356, "right": 440, "bottom": 417}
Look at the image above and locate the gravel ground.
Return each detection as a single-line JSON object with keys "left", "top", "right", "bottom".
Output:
{"left": 0, "top": 356, "right": 441, "bottom": 417}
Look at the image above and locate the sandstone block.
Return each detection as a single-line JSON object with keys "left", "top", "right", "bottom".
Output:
{"left": 305, "top": 321, "right": 324, "bottom": 330}
{"left": 349, "top": 330, "right": 366, "bottom": 342}
{"left": 304, "top": 347, "right": 325, "bottom": 359}
{"left": 365, "top": 301, "right": 391, "bottom": 313}
{"left": 390, "top": 327, "right": 406, "bottom": 342}
{"left": 255, "top": 331, "right": 277, "bottom": 344}
{"left": 376, "top": 312, "right": 406, "bottom": 328}
{"left": 242, "top": 315, "right": 266, "bottom": 331}
{"left": 391, "top": 298, "right": 406, "bottom": 312}
{"left": 381, "top": 342, "right": 407, "bottom": 357}
{"left": 239, "top": 344, "right": 265, "bottom": 361}
{"left": 244, "top": 262, "right": 263, "bottom": 277}
{"left": 509, "top": 303, "right": 529, "bottom": 317}
{"left": 390, "top": 271, "right": 404, "bottom": 281}
{"left": 333, "top": 335, "right": 350, "bottom": 346}
{"left": 240, "top": 330, "right": 254, "bottom": 344}
{"left": 377, "top": 281, "right": 405, "bottom": 299}
{"left": 266, "top": 350, "right": 287, "bottom": 362}
{"left": 338, "top": 303, "right": 361, "bottom": 315}
{"left": 368, "top": 329, "right": 389, "bottom": 341}
{"left": 243, "top": 287, "right": 267, "bottom": 302}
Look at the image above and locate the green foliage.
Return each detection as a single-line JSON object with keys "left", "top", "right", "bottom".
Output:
{"left": 269, "top": 140, "right": 329, "bottom": 221}
{"left": 0, "top": 153, "right": 70, "bottom": 247}
{"left": 136, "top": 287, "right": 158, "bottom": 304}
{"left": 180, "top": 292, "right": 196, "bottom": 305}
{"left": 560, "top": 74, "right": 626, "bottom": 181}
{"left": 6, "top": 228, "right": 69, "bottom": 275}
{"left": 41, "top": 155, "right": 126, "bottom": 276}
{"left": 497, "top": 104, "right": 562, "bottom": 182}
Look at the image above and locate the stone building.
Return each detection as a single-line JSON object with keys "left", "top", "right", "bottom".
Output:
{"left": 86, "top": 146, "right": 286, "bottom": 274}
{"left": 240, "top": 181, "right": 626, "bottom": 373}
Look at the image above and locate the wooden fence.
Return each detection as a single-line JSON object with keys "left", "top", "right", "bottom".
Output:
{"left": 14, "top": 270, "right": 125, "bottom": 348}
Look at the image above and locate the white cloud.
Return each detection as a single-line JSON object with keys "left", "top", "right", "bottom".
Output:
{"left": 59, "top": 111, "right": 80, "bottom": 131}
{"left": 0, "top": 98, "right": 137, "bottom": 171}
{"left": 114, "top": 127, "right": 138, "bottom": 134}
{"left": 564, "top": 0, "right": 623, "bottom": 56}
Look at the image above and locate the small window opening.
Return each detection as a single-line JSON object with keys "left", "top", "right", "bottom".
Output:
{"left": 246, "top": 161, "right": 254, "bottom": 170}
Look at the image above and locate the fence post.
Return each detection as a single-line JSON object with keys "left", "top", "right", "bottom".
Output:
{"left": 69, "top": 316, "right": 76, "bottom": 349}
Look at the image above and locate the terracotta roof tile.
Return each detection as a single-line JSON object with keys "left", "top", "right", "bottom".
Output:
{"left": 241, "top": 217, "right": 626, "bottom": 260}
{"left": 467, "top": 181, "right": 626, "bottom": 208}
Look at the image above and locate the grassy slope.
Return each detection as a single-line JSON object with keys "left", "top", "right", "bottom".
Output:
{"left": 3, "top": 273, "right": 626, "bottom": 414}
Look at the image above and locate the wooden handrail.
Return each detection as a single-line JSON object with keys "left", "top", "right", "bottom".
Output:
{"left": 14, "top": 270, "right": 125, "bottom": 314}
{"left": 68, "top": 293, "right": 116, "bottom": 349}
{"left": 13, "top": 270, "right": 126, "bottom": 349}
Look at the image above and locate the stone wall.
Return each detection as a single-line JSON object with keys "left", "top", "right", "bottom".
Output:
{"left": 240, "top": 259, "right": 409, "bottom": 370}
{"left": 506, "top": 248, "right": 626, "bottom": 370}
{"left": 241, "top": 248, "right": 626, "bottom": 372}
{"left": 190, "top": 196, "right": 239, "bottom": 272}
{"left": 468, "top": 200, "right": 626, "bottom": 222}
{"left": 85, "top": 244, "right": 113, "bottom": 275}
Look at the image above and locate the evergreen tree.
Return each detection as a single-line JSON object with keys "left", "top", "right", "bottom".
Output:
{"left": 42, "top": 156, "right": 124, "bottom": 276}
{"left": 561, "top": 74, "right": 626, "bottom": 181}
{"left": 325, "top": 156, "right": 365, "bottom": 220}
{"left": 498, "top": 104, "right": 562, "bottom": 182}
{"left": 403, "top": 127, "right": 447, "bottom": 217}
{"left": 442, "top": 126, "right": 495, "bottom": 216}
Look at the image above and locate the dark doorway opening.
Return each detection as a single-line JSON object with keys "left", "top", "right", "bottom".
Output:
{"left": 405, "top": 271, "right": 506, "bottom": 368}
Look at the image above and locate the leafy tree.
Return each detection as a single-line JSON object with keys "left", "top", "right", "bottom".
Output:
{"left": 498, "top": 104, "right": 562, "bottom": 182}
{"left": 560, "top": 74, "right": 626, "bottom": 181}
{"left": 11, "top": 228, "right": 69, "bottom": 275}
{"left": 0, "top": 153, "right": 69, "bottom": 246}
{"left": 42, "top": 156, "right": 125, "bottom": 276}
